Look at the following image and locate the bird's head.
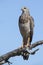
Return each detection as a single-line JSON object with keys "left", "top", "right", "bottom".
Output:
{"left": 21, "top": 7, "right": 30, "bottom": 15}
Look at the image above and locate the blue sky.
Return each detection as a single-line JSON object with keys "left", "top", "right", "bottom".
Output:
{"left": 0, "top": 0, "right": 43, "bottom": 65}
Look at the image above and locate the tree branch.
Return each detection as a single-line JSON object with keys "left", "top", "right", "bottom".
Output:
{"left": 30, "top": 40, "right": 43, "bottom": 49}
{"left": 0, "top": 40, "right": 43, "bottom": 65}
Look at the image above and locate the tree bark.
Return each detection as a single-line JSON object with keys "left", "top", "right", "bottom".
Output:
{"left": 0, "top": 40, "right": 43, "bottom": 65}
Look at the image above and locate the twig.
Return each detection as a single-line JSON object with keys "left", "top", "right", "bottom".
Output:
{"left": 30, "top": 40, "right": 43, "bottom": 49}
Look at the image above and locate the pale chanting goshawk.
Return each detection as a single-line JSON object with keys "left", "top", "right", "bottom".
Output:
{"left": 18, "top": 7, "right": 34, "bottom": 48}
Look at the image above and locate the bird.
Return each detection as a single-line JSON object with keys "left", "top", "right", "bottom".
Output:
{"left": 18, "top": 7, "right": 34, "bottom": 48}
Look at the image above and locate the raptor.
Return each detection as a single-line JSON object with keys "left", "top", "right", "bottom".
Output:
{"left": 18, "top": 7, "right": 34, "bottom": 48}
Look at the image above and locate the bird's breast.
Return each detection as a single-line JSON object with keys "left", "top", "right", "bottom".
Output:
{"left": 19, "top": 21, "right": 30, "bottom": 37}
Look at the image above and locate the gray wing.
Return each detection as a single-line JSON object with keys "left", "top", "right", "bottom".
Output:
{"left": 30, "top": 16, "right": 34, "bottom": 43}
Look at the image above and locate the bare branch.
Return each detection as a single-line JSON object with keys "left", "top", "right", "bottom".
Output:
{"left": 0, "top": 40, "right": 43, "bottom": 65}
{"left": 0, "top": 47, "right": 29, "bottom": 64}
{"left": 30, "top": 48, "right": 39, "bottom": 55}
{"left": 30, "top": 40, "right": 43, "bottom": 49}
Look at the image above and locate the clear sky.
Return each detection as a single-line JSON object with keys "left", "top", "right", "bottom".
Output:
{"left": 0, "top": 0, "right": 43, "bottom": 65}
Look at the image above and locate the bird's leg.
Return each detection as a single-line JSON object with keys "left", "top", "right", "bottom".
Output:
{"left": 27, "top": 37, "right": 30, "bottom": 47}
{"left": 21, "top": 42, "right": 25, "bottom": 48}
{"left": 21, "top": 44, "right": 27, "bottom": 49}
{"left": 21, "top": 39, "right": 27, "bottom": 48}
{"left": 21, "top": 37, "right": 30, "bottom": 48}
{"left": 21, "top": 38, "right": 30, "bottom": 49}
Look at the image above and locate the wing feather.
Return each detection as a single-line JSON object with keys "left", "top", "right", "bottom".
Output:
{"left": 30, "top": 16, "right": 34, "bottom": 43}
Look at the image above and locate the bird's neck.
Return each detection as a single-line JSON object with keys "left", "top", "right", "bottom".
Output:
{"left": 22, "top": 12, "right": 30, "bottom": 16}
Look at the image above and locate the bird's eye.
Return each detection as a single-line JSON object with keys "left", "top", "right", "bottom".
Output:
{"left": 24, "top": 7, "right": 26, "bottom": 9}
